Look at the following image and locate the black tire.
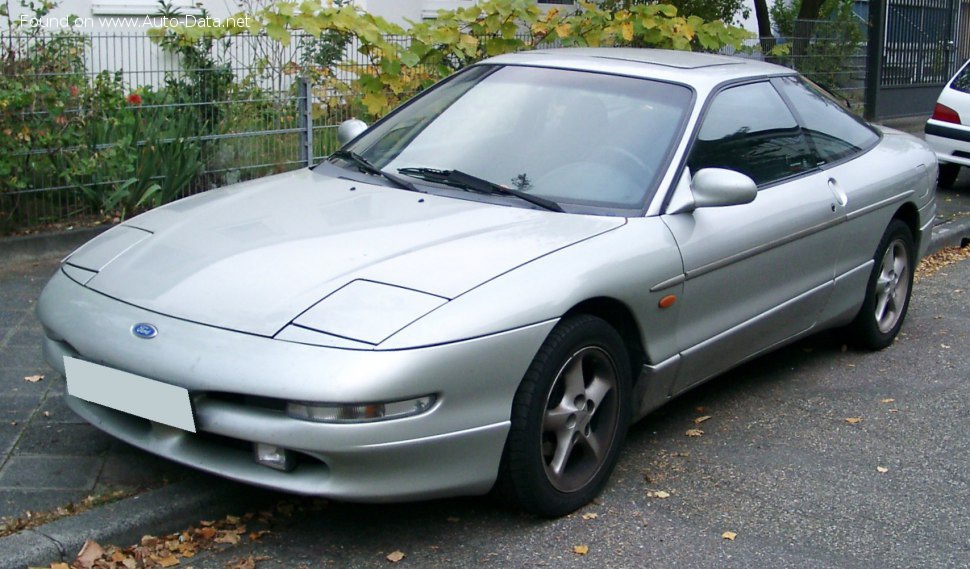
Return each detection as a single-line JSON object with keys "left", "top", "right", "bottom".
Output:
{"left": 498, "top": 314, "right": 632, "bottom": 517}
{"left": 938, "top": 163, "right": 960, "bottom": 189}
{"left": 847, "top": 219, "right": 915, "bottom": 350}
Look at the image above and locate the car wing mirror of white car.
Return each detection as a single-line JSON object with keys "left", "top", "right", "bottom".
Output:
{"left": 668, "top": 168, "right": 757, "bottom": 214}
{"left": 337, "top": 119, "right": 368, "bottom": 146}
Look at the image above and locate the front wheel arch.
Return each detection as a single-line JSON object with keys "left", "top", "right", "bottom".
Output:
{"left": 496, "top": 314, "right": 632, "bottom": 517}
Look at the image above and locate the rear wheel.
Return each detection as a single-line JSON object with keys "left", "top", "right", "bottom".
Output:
{"left": 847, "top": 219, "right": 915, "bottom": 350}
{"left": 938, "top": 163, "right": 960, "bottom": 189}
{"left": 498, "top": 315, "right": 631, "bottom": 517}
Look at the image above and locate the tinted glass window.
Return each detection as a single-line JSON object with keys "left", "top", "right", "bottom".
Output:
{"left": 776, "top": 76, "right": 879, "bottom": 164}
{"left": 951, "top": 60, "right": 970, "bottom": 93}
{"left": 687, "top": 82, "right": 814, "bottom": 186}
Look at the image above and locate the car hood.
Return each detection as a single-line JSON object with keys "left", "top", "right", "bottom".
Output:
{"left": 67, "top": 169, "right": 624, "bottom": 337}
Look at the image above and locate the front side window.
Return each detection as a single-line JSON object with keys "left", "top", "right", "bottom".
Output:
{"left": 687, "top": 82, "right": 814, "bottom": 187}
{"left": 775, "top": 76, "right": 879, "bottom": 165}
{"left": 344, "top": 65, "right": 693, "bottom": 211}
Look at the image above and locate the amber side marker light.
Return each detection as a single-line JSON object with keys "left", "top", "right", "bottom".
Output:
{"left": 659, "top": 295, "right": 677, "bottom": 309}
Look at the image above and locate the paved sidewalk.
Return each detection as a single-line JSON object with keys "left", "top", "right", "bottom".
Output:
{"left": 0, "top": 255, "right": 199, "bottom": 520}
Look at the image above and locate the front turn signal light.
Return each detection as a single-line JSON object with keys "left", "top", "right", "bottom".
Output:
{"left": 286, "top": 395, "right": 436, "bottom": 423}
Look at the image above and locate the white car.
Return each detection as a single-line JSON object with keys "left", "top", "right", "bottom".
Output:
{"left": 925, "top": 58, "right": 970, "bottom": 188}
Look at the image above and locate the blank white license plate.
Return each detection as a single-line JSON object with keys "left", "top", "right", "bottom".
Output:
{"left": 64, "top": 356, "right": 196, "bottom": 432}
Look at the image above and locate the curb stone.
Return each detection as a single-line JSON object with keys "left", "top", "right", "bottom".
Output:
{"left": 929, "top": 216, "right": 970, "bottom": 253}
{"left": 0, "top": 479, "right": 275, "bottom": 569}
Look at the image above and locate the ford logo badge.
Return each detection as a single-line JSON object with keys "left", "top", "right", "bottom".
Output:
{"left": 132, "top": 323, "right": 158, "bottom": 339}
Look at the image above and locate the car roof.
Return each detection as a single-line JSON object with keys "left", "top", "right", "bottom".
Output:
{"left": 481, "top": 48, "right": 796, "bottom": 92}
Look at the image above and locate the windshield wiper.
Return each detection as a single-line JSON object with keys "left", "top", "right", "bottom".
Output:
{"left": 397, "top": 167, "right": 563, "bottom": 213}
{"left": 329, "top": 149, "right": 423, "bottom": 193}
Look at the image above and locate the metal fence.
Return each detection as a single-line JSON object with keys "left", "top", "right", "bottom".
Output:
{"left": 1, "top": 27, "right": 867, "bottom": 233}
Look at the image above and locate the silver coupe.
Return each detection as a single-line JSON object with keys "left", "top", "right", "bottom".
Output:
{"left": 38, "top": 48, "right": 937, "bottom": 516}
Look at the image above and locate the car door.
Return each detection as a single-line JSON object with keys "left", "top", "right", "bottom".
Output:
{"left": 661, "top": 80, "right": 847, "bottom": 395}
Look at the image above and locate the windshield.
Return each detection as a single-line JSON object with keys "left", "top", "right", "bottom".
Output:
{"left": 344, "top": 64, "right": 692, "bottom": 211}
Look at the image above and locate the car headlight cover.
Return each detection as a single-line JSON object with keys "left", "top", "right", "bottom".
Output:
{"left": 286, "top": 395, "right": 436, "bottom": 423}
{"left": 290, "top": 280, "right": 448, "bottom": 345}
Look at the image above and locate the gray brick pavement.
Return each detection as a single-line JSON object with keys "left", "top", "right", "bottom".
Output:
{"left": 0, "top": 255, "right": 194, "bottom": 521}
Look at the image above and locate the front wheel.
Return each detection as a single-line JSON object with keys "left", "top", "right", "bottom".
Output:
{"left": 847, "top": 219, "right": 915, "bottom": 350}
{"left": 498, "top": 315, "right": 632, "bottom": 517}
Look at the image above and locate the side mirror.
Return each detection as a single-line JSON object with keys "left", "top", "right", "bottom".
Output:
{"left": 337, "top": 119, "right": 368, "bottom": 146}
{"left": 690, "top": 168, "right": 757, "bottom": 209}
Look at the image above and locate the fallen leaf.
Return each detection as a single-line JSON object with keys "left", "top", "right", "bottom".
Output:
{"left": 214, "top": 531, "right": 241, "bottom": 545}
{"left": 693, "top": 415, "right": 712, "bottom": 424}
{"left": 248, "top": 530, "right": 269, "bottom": 541}
{"left": 581, "top": 512, "right": 598, "bottom": 520}
{"left": 877, "top": 466, "right": 889, "bottom": 473}
{"left": 880, "top": 398, "right": 895, "bottom": 404}
{"left": 75, "top": 540, "right": 104, "bottom": 568}
{"left": 685, "top": 428, "right": 704, "bottom": 437}
{"left": 386, "top": 550, "right": 406, "bottom": 563}
{"left": 155, "top": 554, "right": 179, "bottom": 567}
{"left": 845, "top": 417, "right": 863, "bottom": 424}
{"left": 573, "top": 545, "right": 589, "bottom": 555}
{"left": 647, "top": 490, "right": 670, "bottom": 499}
{"left": 722, "top": 531, "right": 737, "bottom": 541}
{"left": 24, "top": 374, "right": 44, "bottom": 383}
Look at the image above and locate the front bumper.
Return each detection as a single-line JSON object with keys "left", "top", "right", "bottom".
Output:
{"left": 39, "top": 269, "right": 556, "bottom": 501}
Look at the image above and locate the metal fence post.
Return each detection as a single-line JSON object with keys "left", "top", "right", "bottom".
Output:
{"left": 864, "top": 0, "right": 885, "bottom": 121}
{"left": 297, "top": 76, "right": 313, "bottom": 167}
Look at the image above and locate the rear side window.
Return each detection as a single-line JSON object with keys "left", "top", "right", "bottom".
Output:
{"left": 687, "top": 81, "right": 814, "bottom": 187}
{"left": 775, "top": 76, "right": 879, "bottom": 165}
{"left": 951, "top": 60, "right": 970, "bottom": 93}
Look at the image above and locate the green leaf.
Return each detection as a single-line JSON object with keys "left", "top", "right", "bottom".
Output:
{"left": 399, "top": 50, "right": 421, "bottom": 67}
{"left": 266, "top": 23, "right": 291, "bottom": 43}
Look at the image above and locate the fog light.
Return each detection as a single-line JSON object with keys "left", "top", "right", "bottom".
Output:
{"left": 254, "top": 443, "right": 296, "bottom": 471}
{"left": 286, "top": 395, "right": 435, "bottom": 423}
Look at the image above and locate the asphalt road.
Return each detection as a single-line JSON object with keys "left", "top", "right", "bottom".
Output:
{"left": 146, "top": 257, "right": 969, "bottom": 569}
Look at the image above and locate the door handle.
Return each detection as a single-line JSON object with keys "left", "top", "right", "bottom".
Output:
{"left": 827, "top": 178, "right": 848, "bottom": 207}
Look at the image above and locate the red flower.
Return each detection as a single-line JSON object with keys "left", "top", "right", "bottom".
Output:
{"left": 127, "top": 93, "right": 142, "bottom": 105}
{"left": 69, "top": 85, "right": 79, "bottom": 97}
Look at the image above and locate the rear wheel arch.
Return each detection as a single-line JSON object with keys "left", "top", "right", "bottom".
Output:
{"left": 891, "top": 202, "right": 920, "bottom": 251}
